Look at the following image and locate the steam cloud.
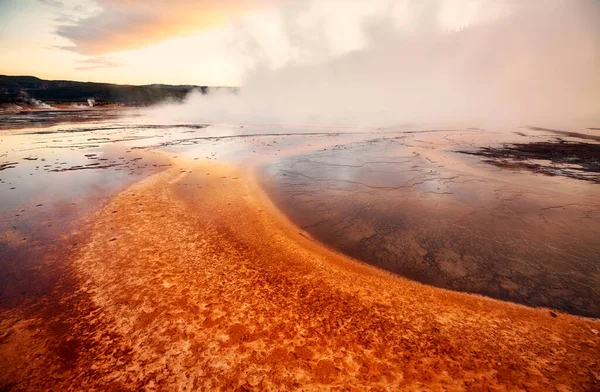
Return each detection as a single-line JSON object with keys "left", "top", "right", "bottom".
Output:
{"left": 152, "top": 0, "right": 600, "bottom": 129}
{"left": 19, "top": 91, "right": 55, "bottom": 109}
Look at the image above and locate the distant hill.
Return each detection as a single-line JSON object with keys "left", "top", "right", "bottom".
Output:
{"left": 0, "top": 75, "right": 234, "bottom": 106}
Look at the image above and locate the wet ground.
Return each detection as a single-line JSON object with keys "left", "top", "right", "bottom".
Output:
{"left": 2, "top": 158, "right": 599, "bottom": 391}
{"left": 2, "top": 112, "right": 599, "bottom": 319}
{"left": 261, "top": 128, "right": 600, "bottom": 317}
{"left": 458, "top": 138, "right": 600, "bottom": 183}
{"left": 0, "top": 108, "right": 132, "bottom": 130}
{"left": 1, "top": 111, "right": 599, "bottom": 389}
{"left": 0, "top": 110, "right": 360, "bottom": 309}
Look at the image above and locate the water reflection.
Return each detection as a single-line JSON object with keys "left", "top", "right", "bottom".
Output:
{"left": 262, "top": 129, "right": 600, "bottom": 317}
{"left": 1, "top": 109, "right": 599, "bottom": 317}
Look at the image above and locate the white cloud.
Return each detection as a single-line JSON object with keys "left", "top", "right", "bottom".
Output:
{"left": 152, "top": 0, "right": 600, "bottom": 128}
{"left": 75, "top": 56, "right": 123, "bottom": 70}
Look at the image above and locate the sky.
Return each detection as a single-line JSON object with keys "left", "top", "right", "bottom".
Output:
{"left": 1, "top": 0, "right": 598, "bottom": 125}
{"left": 0, "top": 0, "right": 522, "bottom": 86}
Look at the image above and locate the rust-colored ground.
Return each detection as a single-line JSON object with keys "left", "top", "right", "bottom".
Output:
{"left": 1, "top": 159, "right": 599, "bottom": 391}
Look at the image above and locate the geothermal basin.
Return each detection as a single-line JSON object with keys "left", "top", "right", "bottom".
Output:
{"left": 0, "top": 110, "right": 599, "bottom": 390}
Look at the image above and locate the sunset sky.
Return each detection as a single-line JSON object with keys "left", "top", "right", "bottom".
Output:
{"left": 0, "top": 0, "right": 518, "bottom": 86}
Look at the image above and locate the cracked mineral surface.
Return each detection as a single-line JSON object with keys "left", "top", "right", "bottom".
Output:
{"left": 262, "top": 128, "right": 600, "bottom": 317}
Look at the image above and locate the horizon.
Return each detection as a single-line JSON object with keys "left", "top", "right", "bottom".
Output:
{"left": 0, "top": 73, "right": 238, "bottom": 87}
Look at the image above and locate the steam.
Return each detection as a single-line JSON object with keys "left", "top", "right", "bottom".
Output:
{"left": 19, "top": 91, "right": 55, "bottom": 110}
{"left": 152, "top": 0, "right": 600, "bottom": 129}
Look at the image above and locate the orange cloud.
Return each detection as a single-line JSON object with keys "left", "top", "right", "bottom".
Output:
{"left": 57, "top": 0, "right": 269, "bottom": 55}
